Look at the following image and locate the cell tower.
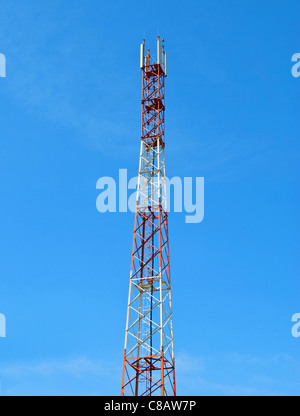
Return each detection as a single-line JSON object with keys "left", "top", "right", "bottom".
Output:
{"left": 121, "top": 37, "right": 176, "bottom": 397}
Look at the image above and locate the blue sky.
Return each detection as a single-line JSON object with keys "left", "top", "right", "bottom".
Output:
{"left": 0, "top": 0, "right": 299, "bottom": 396}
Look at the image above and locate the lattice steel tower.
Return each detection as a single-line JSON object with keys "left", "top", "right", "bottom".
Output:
{"left": 121, "top": 37, "right": 176, "bottom": 397}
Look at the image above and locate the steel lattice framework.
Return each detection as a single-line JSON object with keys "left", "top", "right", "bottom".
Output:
{"left": 121, "top": 38, "right": 176, "bottom": 397}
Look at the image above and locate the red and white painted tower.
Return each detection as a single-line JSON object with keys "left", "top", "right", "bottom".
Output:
{"left": 121, "top": 37, "right": 176, "bottom": 397}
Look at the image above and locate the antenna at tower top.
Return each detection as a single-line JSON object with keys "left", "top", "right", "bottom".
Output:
{"left": 157, "top": 36, "right": 161, "bottom": 65}
{"left": 140, "top": 37, "right": 167, "bottom": 76}
{"left": 140, "top": 39, "right": 145, "bottom": 69}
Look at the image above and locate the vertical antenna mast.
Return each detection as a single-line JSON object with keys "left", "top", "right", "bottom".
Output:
{"left": 121, "top": 37, "right": 176, "bottom": 397}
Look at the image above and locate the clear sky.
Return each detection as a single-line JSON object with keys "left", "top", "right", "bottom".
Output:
{"left": 0, "top": 0, "right": 299, "bottom": 396}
